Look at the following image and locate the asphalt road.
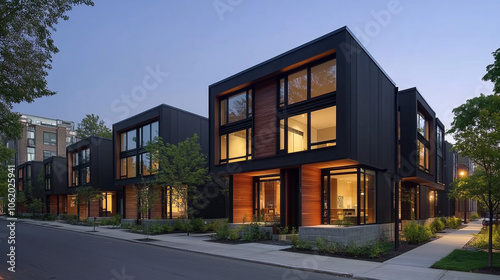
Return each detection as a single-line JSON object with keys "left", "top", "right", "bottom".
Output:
{"left": 0, "top": 220, "right": 346, "bottom": 280}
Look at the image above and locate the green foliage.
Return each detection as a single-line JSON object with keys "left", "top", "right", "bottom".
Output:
{"left": 294, "top": 240, "right": 313, "bottom": 251}
{"left": 143, "top": 223, "right": 174, "bottom": 235}
{"left": 136, "top": 186, "right": 160, "bottom": 221}
{"left": 76, "top": 114, "right": 112, "bottom": 139}
{"left": 37, "top": 213, "right": 57, "bottom": 221}
{"left": 432, "top": 249, "right": 500, "bottom": 272}
{"left": 190, "top": 218, "right": 207, "bottom": 233}
{"left": 315, "top": 236, "right": 329, "bottom": 253}
{"left": 278, "top": 226, "right": 289, "bottom": 235}
{"left": 144, "top": 134, "right": 210, "bottom": 219}
{"left": 336, "top": 219, "right": 351, "bottom": 227}
{"left": 429, "top": 218, "right": 445, "bottom": 234}
{"left": 241, "top": 223, "right": 271, "bottom": 242}
{"left": 471, "top": 225, "right": 500, "bottom": 250}
{"left": 482, "top": 48, "right": 500, "bottom": 94}
{"left": 0, "top": 0, "right": 94, "bottom": 140}
{"left": 28, "top": 198, "right": 44, "bottom": 214}
{"left": 470, "top": 212, "right": 480, "bottom": 221}
{"left": 99, "top": 214, "right": 122, "bottom": 226}
{"left": 60, "top": 214, "right": 78, "bottom": 221}
{"left": 403, "top": 221, "right": 433, "bottom": 244}
{"left": 446, "top": 217, "right": 462, "bottom": 229}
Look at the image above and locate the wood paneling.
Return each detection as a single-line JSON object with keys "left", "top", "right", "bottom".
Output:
{"left": 301, "top": 166, "right": 321, "bottom": 226}
{"left": 58, "top": 195, "right": 66, "bottom": 215}
{"left": 89, "top": 200, "right": 99, "bottom": 218}
{"left": 125, "top": 186, "right": 138, "bottom": 220}
{"left": 254, "top": 80, "right": 277, "bottom": 159}
{"left": 49, "top": 195, "right": 58, "bottom": 215}
{"left": 233, "top": 174, "right": 253, "bottom": 223}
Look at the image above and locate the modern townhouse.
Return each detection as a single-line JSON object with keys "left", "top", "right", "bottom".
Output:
{"left": 65, "top": 136, "right": 115, "bottom": 220}
{"left": 113, "top": 104, "right": 217, "bottom": 221}
{"left": 16, "top": 161, "right": 43, "bottom": 213}
{"left": 43, "top": 156, "right": 68, "bottom": 215}
{"left": 398, "top": 87, "right": 446, "bottom": 224}
{"left": 209, "top": 26, "right": 398, "bottom": 244}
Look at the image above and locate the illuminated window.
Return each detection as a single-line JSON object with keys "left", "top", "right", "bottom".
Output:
{"left": 417, "top": 140, "right": 429, "bottom": 172}
{"left": 166, "top": 186, "right": 188, "bottom": 219}
{"left": 254, "top": 177, "right": 280, "bottom": 222}
{"left": 219, "top": 128, "right": 252, "bottom": 164}
{"left": 280, "top": 106, "right": 336, "bottom": 153}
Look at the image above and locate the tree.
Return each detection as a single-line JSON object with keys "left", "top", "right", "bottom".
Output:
{"left": 483, "top": 48, "right": 500, "bottom": 95}
{"left": 0, "top": 0, "right": 94, "bottom": 139}
{"left": 0, "top": 145, "right": 14, "bottom": 212}
{"left": 76, "top": 114, "right": 112, "bottom": 139}
{"left": 73, "top": 186, "right": 101, "bottom": 219}
{"left": 448, "top": 93, "right": 500, "bottom": 269}
{"left": 144, "top": 134, "right": 210, "bottom": 220}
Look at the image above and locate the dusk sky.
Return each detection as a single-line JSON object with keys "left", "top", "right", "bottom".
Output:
{"left": 12, "top": 0, "right": 500, "bottom": 142}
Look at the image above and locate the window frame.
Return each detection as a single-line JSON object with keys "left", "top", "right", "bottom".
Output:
{"left": 43, "top": 150, "right": 57, "bottom": 159}
{"left": 43, "top": 132, "right": 57, "bottom": 146}
{"left": 219, "top": 88, "right": 253, "bottom": 127}
{"left": 279, "top": 105, "right": 337, "bottom": 154}
{"left": 279, "top": 56, "right": 337, "bottom": 108}
{"left": 219, "top": 128, "right": 252, "bottom": 164}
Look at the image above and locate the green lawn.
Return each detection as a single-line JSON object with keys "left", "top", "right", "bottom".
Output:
{"left": 432, "top": 249, "right": 500, "bottom": 272}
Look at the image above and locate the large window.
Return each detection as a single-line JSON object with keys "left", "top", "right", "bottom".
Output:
{"left": 43, "top": 150, "right": 57, "bottom": 159}
{"left": 80, "top": 148, "right": 90, "bottom": 164}
{"left": 254, "top": 176, "right": 280, "bottom": 222}
{"left": 437, "top": 156, "right": 443, "bottom": 183}
{"left": 280, "top": 106, "right": 336, "bottom": 154}
{"left": 220, "top": 128, "right": 252, "bottom": 163}
{"left": 44, "top": 132, "right": 57, "bottom": 146}
{"left": 417, "top": 140, "right": 429, "bottom": 172}
{"left": 44, "top": 163, "right": 51, "bottom": 190}
{"left": 279, "top": 58, "right": 336, "bottom": 107}
{"left": 27, "top": 125, "right": 35, "bottom": 146}
{"left": 219, "top": 90, "right": 252, "bottom": 125}
{"left": 140, "top": 121, "right": 159, "bottom": 147}
{"left": 437, "top": 126, "right": 443, "bottom": 151}
{"left": 417, "top": 111, "right": 429, "bottom": 140}
{"left": 322, "top": 168, "right": 376, "bottom": 225}
{"left": 27, "top": 147, "right": 35, "bottom": 161}
{"left": 120, "top": 156, "right": 137, "bottom": 179}
{"left": 121, "top": 130, "right": 137, "bottom": 151}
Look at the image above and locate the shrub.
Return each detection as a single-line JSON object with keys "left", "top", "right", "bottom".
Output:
{"left": 290, "top": 232, "right": 299, "bottom": 249}
{"left": 446, "top": 217, "right": 462, "bottom": 229}
{"left": 471, "top": 225, "right": 500, "bottom": 250}
{"left": 278, "top": 226, "right": 289, "bottom": 235}
{"left": 369, "top": 240, "right": 391, "bottom": 258}
{"left": 315, "top": 236, "right": 329, "bottom": 253}
{"left": 228, "top": 227, "right": 241, "bottom": 240}
{"left": 212, "top": 221, "right": 231, "bottom": 240}
{"left": 429, "top": 218, "right": 445, "bottom": 234}
{"left": 190, "top": 218, "right": 207, "bottom": 233}
{"left": 241, "top": 223, "right": 270, "bottom": 241}
{"left": 470, "top": 212, "right": 480, "bottom": 221}
{"left": 145, "top": 223, "right": 174, "bottom": 235}
{"left": 403, "top": 221, "right": 432, "bottom": 244}
{"left": 296, "top": 240, "right": 313, "bottom": 250}
{"left": 41, "top": 213, "right": 57, "bottom": 221}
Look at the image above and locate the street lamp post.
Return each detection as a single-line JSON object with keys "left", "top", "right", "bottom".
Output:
{"left": 458, "top": 168, "right": 469, "bottom": 224}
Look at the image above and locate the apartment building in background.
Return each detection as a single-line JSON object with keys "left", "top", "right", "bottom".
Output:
{"left": 7, "top": 114, "right": 77, "bottom": 166}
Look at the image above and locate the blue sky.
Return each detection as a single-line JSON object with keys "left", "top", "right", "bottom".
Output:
{"left": 12, "top": 0, "right": 500, "bottom": 141}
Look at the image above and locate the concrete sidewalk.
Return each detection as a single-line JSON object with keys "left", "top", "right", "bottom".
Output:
{"left": 6, "top": 217, "right": 499, "bottom": 280}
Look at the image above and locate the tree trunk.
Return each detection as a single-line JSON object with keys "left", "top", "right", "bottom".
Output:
{"left": 488, "top": 205, "right": 493, "bottom": 269}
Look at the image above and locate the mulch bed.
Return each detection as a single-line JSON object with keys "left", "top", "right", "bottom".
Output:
{"left": 283, "top": 242, "right": 421, "bottom": 263}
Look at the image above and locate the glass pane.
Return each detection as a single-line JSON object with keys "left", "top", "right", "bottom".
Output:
{"left": 120, "top": 158, "right": 127, "bottom": 177}
{"left": 151, "top": 121, "right": 159, "bottom": 141}
{"left": 127, "top": 130, "right": 136, "bottom": 150}
{"left": 142, "top": 124, "right": 151, "bottom": 146}
{"left": 279, "top": 78, "right": 285, "bottom": 107}
{"left": 228, "top": 130, "right": 247, "bottom": 159}
{"left": 365, "top": 170, "right": 376, "bottom": 224}
{"left": 311, "top": 59, "right": 336, "bottom": 98}
{"left": 259, "top": 180, "right": 280, "bottom": 222}
{"left": 330, "top": 173, "right": 358, "bottom": 225}
{"left": 310, "top": 106, "right": 336, "bottom": 148}
{"left": 288, "top": 69, "right": 307, "bottom": 105}
{"left": 220, "top": 135, "right": 227, "bottom": 161}
{"left": 248, "top": 90, "right": 252, "bottom": 117}
{"left": 228, "top": 92, "right": 247, "bottom": 123}
{"left": 127, "top": 156, "right": 136, "bottom": 178}
{"left": 287, "top": 114, "right": 307, "bottom": 153}
{"left": 248, "top": 128, "right": 252, "bottom": 156}
{"left": 280, "top": 119, "right": 284, "bottom": 150}
{"left": 142, "top": 153, "right": 151, "bottom": 176}
{"left": 220, "top": 99, "right": 227, "bottom": 126}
